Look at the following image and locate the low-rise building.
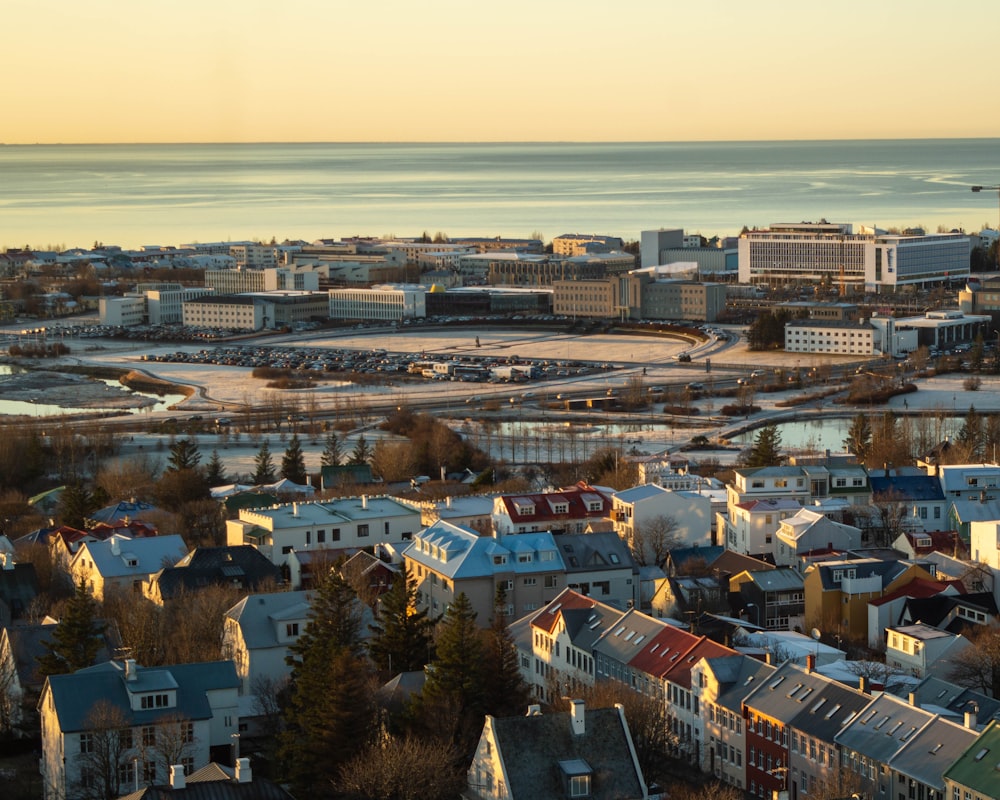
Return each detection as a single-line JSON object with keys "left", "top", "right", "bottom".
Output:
{"left": 69, "top": 535, "right": 188, "bottom": 602}
{"left": 143, "top": 546, "right": 282, "bottom": 605}
{"left": 493, "top": 483, "right": 612, "bottom": 537}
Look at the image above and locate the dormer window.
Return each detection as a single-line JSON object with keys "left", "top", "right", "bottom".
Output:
{"left": 559, "top": 760, "right": 592, "bottom": 798}
{"left": 141, "top": 693, "right": 170, "bottom": 709}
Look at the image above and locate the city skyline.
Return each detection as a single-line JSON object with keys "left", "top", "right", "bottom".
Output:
{"left": 6, "top": 0, "right": 1000, "bottom": 145}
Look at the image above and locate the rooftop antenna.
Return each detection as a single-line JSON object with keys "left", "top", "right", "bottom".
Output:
{"left": 810, "top": 627, "right": 822, "bottom": 662}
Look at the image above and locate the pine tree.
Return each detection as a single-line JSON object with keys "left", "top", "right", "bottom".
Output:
{"left": 252, "top": 440, "right": 276, "bottom": 485}
{"left": 746, "top": 424, "right": 782, "bottom": 467}
{"left": 348, "top": 434, "right": 373, "bottom": 465}
{"left": 167, "top": 437, "right": 202, "bottom": 472}
{"left": 320, "top": 430, "right": 343, "bottom": 467}
{"left": 367, "top": 565, "right": 436, "bottom": 674}
{"left": 204, "top": 449, "right": 228, "bottom": 487}
{"left": 280, "top": 434, "right": 308, "bottom": 485}
{"left": 280, "top": 570, "right": 375, "bottom": 796}
{"left": 958, "top": 405, "right": 985, "bottom": 461}
{"left": 482, "top": 583, "right": 529, "bottom": 718}
{"left": 38, "top": 578, "right": 103, "bottom": 675}
{"left": 844, "top": 412, "right": 872, "bottom": 463}
{"left": 57, "top": 483, "right": 97, "bottom": 529}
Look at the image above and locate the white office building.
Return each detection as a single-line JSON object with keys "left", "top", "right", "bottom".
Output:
{"left": 328, "top": 285, "right": 426, "bottom": 321}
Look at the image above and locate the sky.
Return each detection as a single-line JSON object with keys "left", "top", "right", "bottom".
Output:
{"left": 5, "top": 0, "right": 1000, "bottom": 144}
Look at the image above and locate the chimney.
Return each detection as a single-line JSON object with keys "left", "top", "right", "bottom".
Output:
{"left": 169, "top": 765, "right": 186, "bottom": 790}
{"left": 235, "top": 757, "right": 252, "bottom": 784}
{"left": 124, "top": 658, "right": 138, "bottom": 682}
{"left": 292, "top": 502, "right": 299, "bottom": 517}
{"left": 806, "top": 654, "right": 816, "bottom": 673}
{"left": 362, "top": 495, "right": 368, "bottom": 509}
{"left": 526, "top": 704, "right": 542, "bottom": 716}
{"left": 859, "top": 676, "right": 870, "bottom": 695}
{"left": 570, "top": 699, "right": 585, "bottom": 736}
{"left": 908, "top": 692, "right": 919, "bottom": 707}
{"left": 965, "top": 703, "right": 979, "bottom": 730}
{"left": 446, "top": 496, "right": 452, "bottom": 509}
{"left": 111, "top": 537, "right": 120, "bottom": 556}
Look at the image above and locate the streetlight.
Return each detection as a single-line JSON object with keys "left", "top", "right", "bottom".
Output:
{"left": 971, "top": 185, "right": 1000, "bottom": 269}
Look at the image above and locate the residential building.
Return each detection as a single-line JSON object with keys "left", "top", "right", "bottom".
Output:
{"left": 694, "top": 654, "right": 775, "bottom": 791}
{"left": 403, "top": 521, "right": 564, "bottom": 622}
{"left": 729, "top": 567, "right": 805, "bottom": 631}
{"left": 492, "top": 483, "right": 612, "bottom": 537}
{"left": 612, "top": 484, "right": 713, "bottom": 563}
{"left": 222, "top": 590, "right": 312, "bottom": 696}
{"left": 39, "top": 658, "right": 239, "bottom": 800}
{"left": 226, "top": 496, "right": 421, "bottom": 569}
{"left": 772, "top": 509, "right": 862, "bottom": 571}
{"left": 68, "top": 535, "right": 188, "bottom": 601}
{"left": 120, "top": 759, "right": 294, "bottom": 800}
{"left": 143, "top": 546, "right": 282, "bottom": 605}
{"left": 836, "top": 693, "right": 977, "bottom": 800}
{"left": 465, "top": 700, "right": 647, "bottom": 800}
{"left": 865, "top": 576, "right": 966, "bottom": 649}
{"left": 884, "top": 623, "right": 971, "bottom": 678}
{"left": 943, "top": 720, "right": 1000, "bottom": 800}
{"left": 0, "top": 553, "right": 39, "bottom": 626}
{"left": 804, "top": 558, "right": 939, "bottom": 646}
{"left": 868, "top": 467, "right": 948, "bottom": 534}
{"left": 552, "top": 234, "right": 625, "bottom": 257}
{"left": 557, "top": 532, "right": 640, "bottom": 611}
{"left": 721, "top": 498, "right": 802, "bottom": 557}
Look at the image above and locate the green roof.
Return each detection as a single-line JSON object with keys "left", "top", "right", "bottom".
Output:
{"left": 943, "top": 720, "right": 1000, "bottom": 795}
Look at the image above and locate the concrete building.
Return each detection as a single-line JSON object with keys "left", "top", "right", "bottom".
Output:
{"left": 100, "top": 285, "right": 213, "bottom": 327}
{"left": 327, "top": 285, "right": 426, "bottom": 321}
{"left": 204, "top": 268, "right": 319, "bottom": 294}
{"left": 783, "top": 319, "right": 876, "bottom": 356}
{"left": 612, "top": 484, "right": 713, "bottom": 562}
{"left": 552, "top": 233, "right": 624, "bottom": 257}
{"left": 69, "top": 534, "right": 188, "bottom": 602}
{"left": 492, "top": 484, "right": 613, "bottom": 537}
{"left": 738, "top": 222, "right": 970, "bottom": 291}
{"left": 551, "top": 271, "right": 726, "bottom": 322}
{"left": 884, "top": 622, "right": 970, "bottom": 678}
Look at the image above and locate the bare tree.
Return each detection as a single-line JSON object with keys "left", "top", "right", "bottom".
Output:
{"left": 336, "top": 735, "right": 465, "bottom": 800}
{"left": 948, "top": 627, "right": 1000, "bottom": 696}
{"left": 137, "top": 712, "right": 196, "bottom": 783}
{"left": 73, "top": 700, "right": 133, "bottom": 800}
{"left": 809, "top": 764, "right": 866, "bottom": 800}
{"left": 629, "top": 514, "right": 682, "bottom": 567}
{"left": 866, "top": 488, "right": 911, "bottom": 548}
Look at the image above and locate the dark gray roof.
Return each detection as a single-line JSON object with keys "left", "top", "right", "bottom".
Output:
{"left": 117, "top": 763, "right": 294, "bottom": 800}
{"left": 705, "top": 654, "right": 776, "bottom": 714}
{"left": 869, "top": 474, "right": 945, "bottom": 502}
{"left": 814, "top": 558, "right": 911, "bottom": 591}
{"left": 152, "top": 547, "right": 282, "bottom": 600}
{"left": 0, "top": 563, "right": 40, "bottom": 623}
{"left": 557, "top": 532, "right": 637, "bottom": 575}
{"left": 744, "top": 661, "right": 860, "bottom": 728}
{"left": 787, "top": 673, "right": 870, "bottom": 742}
{"left": 834, "top": 693, "right": 936, "bottom": 764}
{"left": 489, "top": 707, "right": 644, "bottom": 800}
{"left": 47, "top": 660, "right": 238, "bottom": 733}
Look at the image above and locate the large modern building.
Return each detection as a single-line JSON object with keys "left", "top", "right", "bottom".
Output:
{"left": 181, "top": 292, "right": 328, "bottom": 331}
{"left": 327, "top": 285, "right": 426, "bottom": 321}
{"left": 738, "top": 222, "right": 970, "bottom": 291}
{"left": 551, "top": 271, "right": 727, "bottom": 322}
{"left": 100, "top": 284, "right": 213, "bottom": 327}
{"left": 204, "top": 268, "right": 319, "bottom": 294}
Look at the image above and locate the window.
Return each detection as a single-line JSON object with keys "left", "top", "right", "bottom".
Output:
{"left": 357, "top": 524, "right": 369, "bottom": 537}
{"left": 523, "top": 577, "right": 537, "bottom": 586}
{"left": 569, "top": 775, "right": 591, "bottom": 797}
{"left": 181, "top": 723, "right": 194, "bottom": 744}
{"left": 79, "top": 732, "right": 94, "bottom": 754}
{"left": 545, "top": 575, "right": 558, "bottom": 588}
{"left": 286, "top": 623, "right": 299, "bottom": 637}
{"left": 141, "top": 694, "right": 170, "bottom": 709}
{"left": 281, "top": 545, "right": 292, "bottom": 554}
{"left": 142, "top": 726, "right": 156, "bottom": 747}
{"left": 331, "top": 528, "right": 340, "bottom": 541}
{"left": 317, "top": 529, "right": 326, "bottom": 543}
{"left": 117, "top": 762, "right": 136, "bottom": 787}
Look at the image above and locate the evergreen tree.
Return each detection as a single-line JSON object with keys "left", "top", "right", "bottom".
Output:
{"left": 844, "top": 412, "right": 872, "bottom": 463}
{"left": 280, "top": 570, "right": 375, "bottom": 796}
{"left": 38, "top": 578, "right": 103, "bottom": 675}
{"left": 348, "top": 434, "right": 373, "bottom": 465}
{"left": 958, "top": 405, "right": 985, "bottom": 461}
{"left": 482, "top": 583, "right": 530, "bottom": 718}
{"left": 368, "top": 565, "right": 436, "bottom": 674}
{"left": 320, "top": 430, "right": 344, "bottom": 467}
{"left": 281, "top": 434, "right": 308, "bottom": 485}
{"left": 203, "top": 449, "right": 228, "bottom": 487}
{"left": 423, "top": 592, "right": 484, "bottom": 718}
{"left": 167, "top": 437, "right": 201, "bottom": 472}
{"left": 58, "top": 482, "right": 97, "bottom": 529}
{"left": 746, "top": 424, "right": 782, "bottom": 467}
{"left": 252, "top": 440, "right": 276, "bottom": 485}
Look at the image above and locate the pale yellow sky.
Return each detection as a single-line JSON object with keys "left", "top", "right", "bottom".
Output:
{"left": 5, "top": 0, "right": 998, "bottom": 144}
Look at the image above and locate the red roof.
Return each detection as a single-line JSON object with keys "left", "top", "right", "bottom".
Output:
{"left": 868, "top": 576, "right": 965, "bottom": 607}
{"left": 664, "top": 637, "right": 734, "bottom": 689}
{"left": 529, "top": 588, "right": 600, "bottom": 635}
{"left": 499, "top": 482, "right": 612, "bottom": 525}
{"left": 626, "top": 625, "right": 702, "bottom": 679}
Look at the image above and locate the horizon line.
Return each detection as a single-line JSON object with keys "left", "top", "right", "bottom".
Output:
{"left": 4, "top": 135, "right": 1000, "bottom": 147}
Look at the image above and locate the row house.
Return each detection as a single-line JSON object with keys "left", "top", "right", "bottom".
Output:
{"left": 226, "top": 496, "right": 421, "bottom": 570}
{"left": 729, "top": 567, "right": 805, "bottom": 632}
{"left": 403, "top": 521, "right": 564, "bottom": 623}
{"left": 943, "top": 720, "right": 1000, "bottom": 800}
{"left": 835, "top": 692, "right": 977, "bottom": 800}
{"left": 39, "top": 659, "right": 239, "bottom": 800}
{"left": 693, "top": 654, "right": 775, "bottom": 792}
{"left": 492, "top": 483, "right": 613, "bottom": 537}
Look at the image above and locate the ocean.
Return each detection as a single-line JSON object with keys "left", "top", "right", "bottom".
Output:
{"left": 1, "top": 139, "right": 998, "bottom": 251}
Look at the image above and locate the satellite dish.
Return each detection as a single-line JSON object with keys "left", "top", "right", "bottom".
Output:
{"left": 810, "top": 628, "right": 822, "bottom": 641}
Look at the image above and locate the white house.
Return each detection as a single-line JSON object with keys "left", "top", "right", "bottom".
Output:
{"left": 612, "top": 484, "right": 712, "bottom": 564}
{"left": 68, "top": 535, "right": 188, "bottom": 601}
{"left": 38, "top": 659, "right": 239, "bottom": 800}
{"left": 772, "top": 508, "right": 862, "bottom": 571}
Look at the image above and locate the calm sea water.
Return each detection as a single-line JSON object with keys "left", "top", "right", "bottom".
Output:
{"left": 1, "top": 140, "right": 999, "bottom": 250}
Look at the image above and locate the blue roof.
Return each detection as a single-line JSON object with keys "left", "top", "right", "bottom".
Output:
{"left": 869, "top": 475, "right": 944, "bottom": 501}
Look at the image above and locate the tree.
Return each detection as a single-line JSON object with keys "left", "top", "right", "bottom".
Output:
{"left": 139, "top": 712, "right": 197, "bottom": 782}
{"left": 39, "top": 578, "right": 103, "bottom": 676}
{"left": 348, "top": 434, "right": 373, "bottom": 466}
{"left": 321, "top": 430, "right": 344, "bottom": 467}
{"left": 281, "top": 571, "right": 375, "bottom": 796}
{"left": 746, "top": 424, "right": 782, "bottom": 467}
{"left": 203, "top": 449, "right": 228, "bottom": 487}
{"left": 252, "top": 440, "right": 276, "bottom": 485}
{"left": 867, "top": 488, "right": 910, "bottom": 548}
{"left": 948, "top": 626, "right": 1000, "bottom": 696}
{"left": 281, "top": 434, "right": 308, "bottom": 485}
{"left": 166, "top": 437, "right": 201, "bottom": 473}
{"left": 843, "top": 412, "right": 872, "bottom": 463}
{"left": 628, "top": 514, "right": 681, "bottom": 568}
{"left": 58, "top": 483, "right": 98, "bottom": 529}
{"left": 336, "top": 735, "right": 465, "bottom": 800}
{"left": 482, "top": 583, "right": 529, "bottom": 718}
{"left": 367, "top": 565, "right": 435, "bottom": 675}
{"left": 72, "top": 700, "right": 134, "bottom": 800}
{"left": 418, "top": 592, "right": 484, "bottom": 748}
{"left": 957, "top": 405, "right": 985, "bottom": 461}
